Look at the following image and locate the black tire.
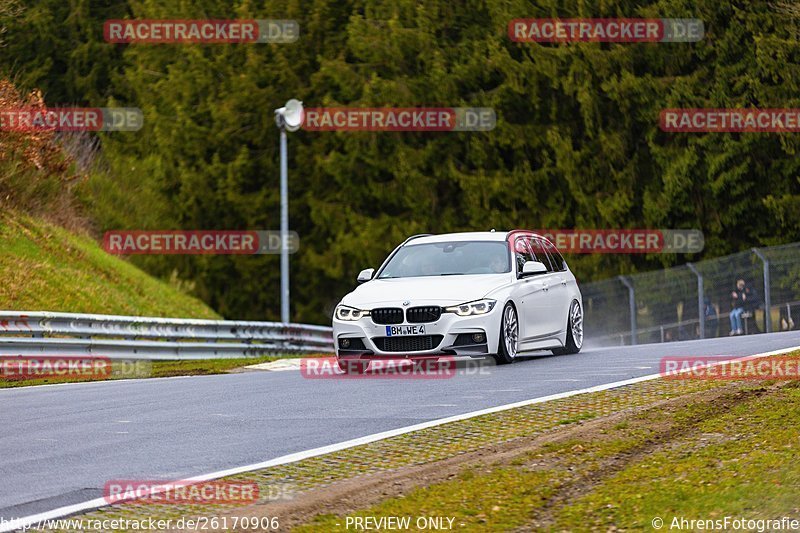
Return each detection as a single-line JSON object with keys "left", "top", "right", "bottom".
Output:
{"left": 337, "top": 359, "right": 370, "bottom": 374}
{"left": 493, "top": 302, "right": 518, "bottom": 365}
{"left": 552, "top": 300, "right": 583, "bottom": 355}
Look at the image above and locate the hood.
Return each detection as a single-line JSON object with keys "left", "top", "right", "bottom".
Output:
{"left": 341, "top": 274, "right": 512, "bottom": 308}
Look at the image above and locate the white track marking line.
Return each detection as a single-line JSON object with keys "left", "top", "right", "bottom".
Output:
{"left": 2, "top": 345, "right": 798, "bottom": 533}
{"left": 245, "top": 359, "right": 302, "bottom": 371}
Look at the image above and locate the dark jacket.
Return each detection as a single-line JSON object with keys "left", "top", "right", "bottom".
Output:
{"left": 743, "top": 286, "right": 761, "bottom": 311}
{"left": 731, "top": 287, "right": 747, "bottom": 310}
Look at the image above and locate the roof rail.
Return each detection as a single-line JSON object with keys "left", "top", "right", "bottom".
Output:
{"left": 505, "top": 229, "right": 529, "bottom": 239}
{"left": 507, "top": 229, "right": 549, "bottom": 240}
{"left": 402, "top": 233, "right": 433, "bottom": 244}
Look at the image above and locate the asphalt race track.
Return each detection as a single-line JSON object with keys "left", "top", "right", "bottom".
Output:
{"left": 2, "top": 331, "right": 800, "bottom": 520}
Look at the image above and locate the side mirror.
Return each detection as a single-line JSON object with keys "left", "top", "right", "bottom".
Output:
{"left": 357, "top": 268, "right": 375, "bottom": 283}
{"left": 521, "top": 261, "right": 547, "bottom": 277}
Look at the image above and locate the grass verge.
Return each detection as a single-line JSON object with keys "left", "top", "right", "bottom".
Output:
{"left": 0, "top": 212, "right": 219, "bottom": 318}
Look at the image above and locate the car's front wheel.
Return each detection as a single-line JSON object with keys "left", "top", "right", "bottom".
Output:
{"left": 494, "top": 302, "right": 518, "bottom": 365}
{"left": 552, "top": 300, "right": 583, "bottom": 355}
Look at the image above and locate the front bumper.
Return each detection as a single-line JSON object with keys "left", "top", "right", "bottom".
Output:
{"left": 333, "top": 305, "right": 501, "bottom": 360}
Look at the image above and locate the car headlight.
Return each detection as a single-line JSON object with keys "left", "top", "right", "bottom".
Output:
{"left": 445, "top": 299, "right": 497, "bottom": 316}
{"left": 335, "top": 305, "right": 371, "bottom": 321}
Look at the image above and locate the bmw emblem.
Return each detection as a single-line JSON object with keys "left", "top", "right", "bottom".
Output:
{"left": 402, "top": 300, "right": 410, "bottom": 306}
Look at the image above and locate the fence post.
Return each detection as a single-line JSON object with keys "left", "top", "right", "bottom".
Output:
{"left": 686, "top": 263, "right": 704, "bottom": 339}
{"left": 618, "top": 275, "right": 637, "bottom": 345}
{"left": 752, "top": 248, "right": 771, "bottom": 333}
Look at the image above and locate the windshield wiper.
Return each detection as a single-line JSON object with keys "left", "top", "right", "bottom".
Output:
{"left": 438, "top": 273, "right": 465, "bottom": 276}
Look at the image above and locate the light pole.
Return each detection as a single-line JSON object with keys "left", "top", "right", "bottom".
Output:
{"left": 274, "top": 99, "right": 303, "bottom": 324}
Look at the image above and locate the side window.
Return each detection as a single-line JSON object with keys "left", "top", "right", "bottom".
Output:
{"left": 514, "top": 238, "right": 533, "bottom": 274}
{"left": 544, "top": 240, "right": 566, "bottom": 271}
{"left": 530, "top": 238, "right": 554, "bottom": 272}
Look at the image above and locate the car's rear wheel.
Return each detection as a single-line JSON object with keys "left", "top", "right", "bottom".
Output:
{"left": 552, "top": 300, "right": 583, "bottom": 355}
{"left": 337, "top": 359, "right": 370, "bottom": 374}
{"left": 494, "top": 302, "right": 518, "bottom": 365}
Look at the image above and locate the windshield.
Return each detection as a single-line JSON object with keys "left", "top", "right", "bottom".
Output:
{"left": 378, "top": 241, "right": 511, "bottom": 278}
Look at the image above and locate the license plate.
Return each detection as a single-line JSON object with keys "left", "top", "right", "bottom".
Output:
{"left": 386, "top": 325, "right": 426, "bottom": 336}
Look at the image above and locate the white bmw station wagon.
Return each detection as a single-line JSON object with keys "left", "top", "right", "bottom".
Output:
{"left": 332, "top": 230, "right": 583, "bottom": 373}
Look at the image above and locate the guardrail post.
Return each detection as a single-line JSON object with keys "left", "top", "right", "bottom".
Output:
{"left": 752, "top": 248, "right": 771, "bottom": 333}
{"left": 686, "top": 263, "right": 704, "bottom": 339}
{"left": 618, "top": 275, "right": 637, "bottom": 345}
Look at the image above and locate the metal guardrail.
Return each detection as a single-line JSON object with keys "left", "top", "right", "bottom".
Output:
{"left": 0, "top": 311, "right": 334, "bottom": 360}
